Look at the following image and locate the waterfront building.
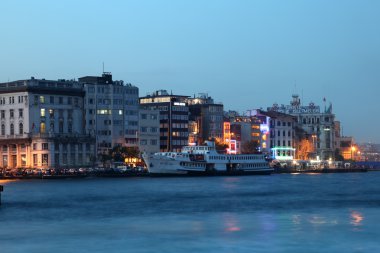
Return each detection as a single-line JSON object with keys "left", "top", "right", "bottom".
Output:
{"left": 140, "top": 90, "right": 189, "bottom": 152}
{"left": 223, "top": 113, "right": 263, "bottom": 154}
{"left": 267, "top": 94, "right": 336, "bottom": 160}
{"left": 247, "top": 109, "right": 296, "bottom": 160}
{"left": 339, "top": 136, "right": 356, "bottom": 160}
{"left": 359, "top": 143, "right": 380, "bottom": 162}
{"left": 0, "top": 77, "right": 95, "bottom": 169}
{"left": 79, "top": 73, "right": 139, "bottom": 155}
{"left": 138, "top": 108, "right": 160, "bottom": 155}
{"left": 187, "top": 93, "right": 224, "bottom": 145}
{"left": 223, "top": 119, "right": 231, "bottom": 152}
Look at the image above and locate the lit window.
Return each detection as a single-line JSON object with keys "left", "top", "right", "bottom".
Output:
{"left": 40, "top": 122, "right": 46, "bottom": 133}
{"left": 40, "top": 108, "right": 46, "bottom": 117}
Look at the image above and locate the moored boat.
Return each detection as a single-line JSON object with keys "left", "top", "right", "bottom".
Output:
{"left": 142, "top": 141, "right": 273, "bottom": 176}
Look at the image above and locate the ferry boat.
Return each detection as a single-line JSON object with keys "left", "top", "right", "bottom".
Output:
{"left": 142, "top": 141, "right": 273, "bottom": 176}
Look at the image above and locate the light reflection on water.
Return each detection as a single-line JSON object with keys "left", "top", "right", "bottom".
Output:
{"left": 0, "top": 173, "right": 380, "bottom": 253}
{"left": 350, "top": 210, "right": 364, "bottom": 226}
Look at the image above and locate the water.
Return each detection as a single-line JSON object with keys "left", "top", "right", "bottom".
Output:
{"left": 1, "top": 172, "right": 380, "bottom": 253}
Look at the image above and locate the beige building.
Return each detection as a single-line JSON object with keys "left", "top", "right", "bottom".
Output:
{"left": 0, "top": 77, "right": 95, "bottom": 169}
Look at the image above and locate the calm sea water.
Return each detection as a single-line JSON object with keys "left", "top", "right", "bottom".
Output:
{"left": 1, "top": 172, "right": 380, "bottom": 253}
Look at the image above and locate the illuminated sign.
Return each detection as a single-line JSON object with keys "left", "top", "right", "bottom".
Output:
{"left": 268, "top": 105, "right": 320, "bottom": 114}
{"left": 260, "top": 124, "right": 269, "bottom": 133}
{"left": 174, "top": 102, "right": 186, "bottom": 106}
{"left": 229, "top": 140, "right": 237, "bottom": 154}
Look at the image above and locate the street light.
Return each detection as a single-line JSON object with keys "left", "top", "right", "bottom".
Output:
{"left": 351, "top": 146, "right": 356, "bottom": 161}
{"left": 311, "top": 134, "right": 317, "bottom": 158}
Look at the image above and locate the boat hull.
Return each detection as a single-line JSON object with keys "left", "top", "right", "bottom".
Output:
{"left": 149, "top": 169, "right": 273, "bottom": 177}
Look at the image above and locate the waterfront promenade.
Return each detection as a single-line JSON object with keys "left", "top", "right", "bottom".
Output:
{"left": 0, "top": 165, "right": 376, "bottom": 180}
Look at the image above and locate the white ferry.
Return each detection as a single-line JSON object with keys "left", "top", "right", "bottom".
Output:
{"left": 142, "top": 141, "right": 273, "bottom": 176}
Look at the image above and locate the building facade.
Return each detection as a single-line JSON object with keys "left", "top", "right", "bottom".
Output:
{"left": 246, "top": 110, "right": 296, "bottom": 160}
{"left": 267, "top": 94, "right": 335, "bottom": 160}
{"left": 138, "top": 108, "right": 160, "bottom": 155}
{"left": 140, "top": 90, "right": 189, "bottom": 152}
{"left": 79, "top": 73, "right": 139, "bottom": 155}
{"left": 187, "top": 94, "right": 224, "bottom": 145}
{"left": 0, "top": 77, "right": 95, "bottom": 169}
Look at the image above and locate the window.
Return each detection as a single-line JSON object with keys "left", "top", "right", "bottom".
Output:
{"left": 59, "top": 97, "right": 63, "bottom": 104}
{"left": 68, "top": 97, "right": 72, "bottom": 104}
{"left": 1, "top": 124, "right": 4, "bottom": 135}
{"left": 19, "top": 109, "right": 23, "bottom": 118}
{"left": 39, "top": 96, "right": 45, "bottom": 104}
{"left": 21, "top": 154, "right": 26, "bottom": 166}
{"left": 0, "top": 110, "right": 4, "bottom": 119}
{"left": 33, "top": 143, "right": 37, "bottom": 150}
{"left": 50, "top": 96, "right": 54, "bottom": 104}
{"left": 141, "top": 114, "right": 147, "bottom": 119}
{"left": 10, "top": 109, "right": 14, "bottom": 118}
{"left": 49, "top": 109, "right": 54, "bottom": 118}
{"left": 42, "top": 143, "right": 49, "bottom": 150}
{"left": 59, "top": 122, "right": 63, "bottom": 133}
{"left": 150, "top": 114, "right": 157, "bottom": 120}
{"left": 150, "top": 139, "right": 157, "bottom": 145}
{"left": 33, "top": 154, "right": 38, "bottom": 166}
{"left": 42, "top": 154, "right": 48, "bottom": 166}
{"left": 19, "top": 123, "right": 23, "bottom": 134}
{"left": 40, "top": 122, "right": 46, "bottom": 133}
{"left": 40, "top": 108, "right": 46, "bottom": 117}
{"left": 68, "top": 123, "right": 72, "bottom": 133}
{"left": 10, "top": 123, "right": 14, "bottom": 135}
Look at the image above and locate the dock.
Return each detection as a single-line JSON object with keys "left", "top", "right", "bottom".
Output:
{"left": 274, "top": 167, "right": 368, "bottom": 174}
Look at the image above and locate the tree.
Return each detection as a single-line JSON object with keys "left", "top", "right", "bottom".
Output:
{"left": 241, "top": 140, "right": 260, "bottom": 154}
{"left": 334, "top": 148, "right": 344, "bottom": 161}
{"left": 297, "top": 138, "right": 314, "bottom": 160}
{"left": 212, "top": 138, "right": 228, "bottom": 153}
{"left": 109, "top": 146, "right": 140, "bottom": 162}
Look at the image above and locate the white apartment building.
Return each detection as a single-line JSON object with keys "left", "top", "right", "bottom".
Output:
{"left": 138, "top": 108, "right": 160, "bottom": 155}
{"left": 79, "top": 73, "right": 139, "bottom": 155}
{"left": 0, "top": 77, "right": 95, "bottom": 169}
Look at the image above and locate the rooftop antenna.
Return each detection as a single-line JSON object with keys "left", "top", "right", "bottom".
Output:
{"left": 102, "top": 62, "right": 105, "bottom": 73}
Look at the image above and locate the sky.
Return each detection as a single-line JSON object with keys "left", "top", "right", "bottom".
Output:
{"left": 1, "top": 0, "right": 379, "bottom": 143}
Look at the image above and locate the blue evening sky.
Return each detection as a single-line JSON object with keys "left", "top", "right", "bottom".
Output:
{"left": 1, "top": 0, "right": 379, "bottom": 142}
